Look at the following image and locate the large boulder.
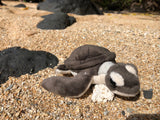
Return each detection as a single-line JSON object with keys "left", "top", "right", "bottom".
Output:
{"left": 130, "top": 2, "right": 146, "bottom": 12}
{"left": 0, "top": 47, "right": 59, "bottom": 84}
{"left": 14, "top": 4, "right": 27, "bottom": 8}
{"left": 142, "top": 0, "right": 160, "bottom": 11}
{"left": 37, "top": 0, "right": 103, "bottom": 15}
{"left": 130, "top": 1, "right": 160, "bottom": 12}
{"left": 37, "top": 12, "right": 76, "bottom": 30}
{"left": 0, "top": 0, "right": 5, "bottom": 6}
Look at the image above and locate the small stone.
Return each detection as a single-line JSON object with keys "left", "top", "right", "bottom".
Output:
{"left": 85, "top": 105, "right": 90, "bottom": 110}
{"left": 143, "top": 89, "right": 153, "bottom": 99}
{"left": 104, "top": 110, "right": 109, "bottom": 115}
{"left": 14, "top": 4, "right": 26, "bottom": 8}
{"left": 35, "top": 116, "right": 39, "bottom": 120}
{"left": 75, "top": 108, "right": 80, "bottom": 113}
{"left": 15, "top": 111, "right": 20, "bottom": 117}
{"left": 94, "top": 116, "right": 98, "bottom": 119}
{"left": 59, "top": 100, "right": 64, "bottom": 105}
{"left": 0, "top": 107, "right": 3, "bottom": 113}
{"left": 75, "top": 107, "right": 80, "bottom": 114}
{"left": 5, "top": 84, "right": 13, "bottom": 91}
{"left": 66, "top": 101, "right": 73, "bottom": 105}
{"left": 49, "top": 112, "right": 55, "bottom": 117}
{"left": 126, "top": 108, "right": 134, "bottom": 113}
{"left": 55, "top": 115, "right": 60, "bottom": 119}
{"left": 122, "top": 111, "right": 125, "bottom": 116}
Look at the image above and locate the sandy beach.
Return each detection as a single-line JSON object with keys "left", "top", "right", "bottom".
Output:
{"left": 0, "top": 1, "right": 160, "bottom": 119}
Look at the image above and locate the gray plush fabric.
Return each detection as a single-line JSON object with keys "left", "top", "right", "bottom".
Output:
{"left": 61, "top": 45, "right": 116, "bottom": 70}
{"left": 42, "top": 45, "right": 116, "bottom": 97}
{"left": 105, "top": 63, "right": 140, "bottom": 96}
{"left": 42, "top": 45, "right": 140, "bottom": 98}
{"left": 41, "top": 70, "right": 93, "bottom": 97}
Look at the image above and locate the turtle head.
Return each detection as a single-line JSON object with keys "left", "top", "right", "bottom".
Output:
{"left": 105, "top": 63, "right": 140, "bottom": 97}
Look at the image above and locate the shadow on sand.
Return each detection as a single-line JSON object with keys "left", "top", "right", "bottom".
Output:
{"left": 126, "top": 114, "right": 160, "bottom": 120}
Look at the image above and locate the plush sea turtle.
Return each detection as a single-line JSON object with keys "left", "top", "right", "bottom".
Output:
{"left": 41, "top": 45, "right": 140, "bottom": 100}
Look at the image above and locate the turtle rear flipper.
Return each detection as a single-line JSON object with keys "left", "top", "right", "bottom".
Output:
{"left": 41, "top": 70, "right": 93, "bottom": 98}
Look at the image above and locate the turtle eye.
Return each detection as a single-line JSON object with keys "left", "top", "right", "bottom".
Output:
{"left": 110, "top": 78, "right": 116, "bottom": 88}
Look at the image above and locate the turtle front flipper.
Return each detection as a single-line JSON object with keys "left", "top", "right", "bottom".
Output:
{"left": 41, "top": 70, "right": 93, "bottom": 98}
{"left": 56, "top": 64, "right": 71, "bottom": 74}
{"left": 57, "top": 64, "right": 68, "bottom": 71}
{"left": 56, "top": 64, "right": 77, "bottom": 76}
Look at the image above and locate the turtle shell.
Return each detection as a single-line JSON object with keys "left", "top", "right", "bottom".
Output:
{"left": 63, "top": 45, "right": 116, "bottom": 70}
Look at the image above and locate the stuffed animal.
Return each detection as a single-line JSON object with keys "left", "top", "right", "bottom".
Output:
{"left": 41, "top": 45, "right": 140, "bottom": 102}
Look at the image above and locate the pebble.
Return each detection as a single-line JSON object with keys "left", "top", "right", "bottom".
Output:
{"left": 143, "top": 89, "right": 153, "bottom": 99}
{"left": 75, "top": 107, "right": 80, "bottom": 113}
{"left": 14, "top": 4, "right": 26, "bottom": 8}
{"left": 4, "top": 84, "right": 13, "bottom": 91}
{"left": 66, "top": 101, "right": 73, "bottom": 105}
{"left": 103, "top": 110, "right": 109, "bottom": 116}
{"left": 126, "top": 108, "right": 134, "bottom": 113}
{"left": 0, "top": 107, "right": 4, "bottom": 113}
{"left": 59, "top": 100, "right": 64, "bottom": 105}
{"left": 122, "top": 111, "right": 125, "bottom": 116}
{"left": 35, "top": 116, "right": 39, "bottom": 120}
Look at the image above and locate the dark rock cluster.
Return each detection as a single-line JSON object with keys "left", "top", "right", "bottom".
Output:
{"left": 37, "top": 12, "right": 76, "bottom": 30}
{"left": 37, "top": 0, "right": 102, "bottom": 15}
{"left": 130, "top": 1, "right": 160, "bottom": 12}
{"left": 0, "top": 47, "right": 59, "bottom": 84}
{"left": 0, "top": 0, "right": 5, "bottom": 6}
{"left": 37, "top": 0, "right": 103, "bottom": 30}
{"left": 14, "top": 4, "right": 27, "bottom": 8}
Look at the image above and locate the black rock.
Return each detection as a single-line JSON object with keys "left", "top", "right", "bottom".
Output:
{"left": 126, "top": 114, "right": 160, "bottom": 120}
{"left": 0, "top": 0, "right": 5, "bottom": 6}
{"left": 14, "top": 4, "right": 26, "bottom": 8}
{"left": 37, "top": 12, "right": 76, "bottom": 30}
{"left": 122, "top": 110, "right": 125, "bottom": 116}
{"left": 0, "top": 47, "right": 59, "bottom": 84}
{"left": 66, "top": 101, "right": 73, "bottom": 105}
{"left": 143, "top": 89, "right": 153, "bottom": 99}
{"left": 37, "top": 0, "right": 103, "bottom": 15}
{"left": 130, "top": 2, "right": 146, "bottom": 12}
